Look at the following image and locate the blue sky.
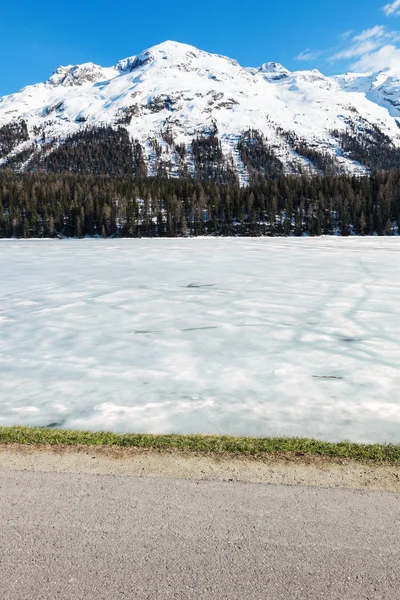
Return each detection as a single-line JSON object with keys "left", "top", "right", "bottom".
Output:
{"left": 1, "top": 0, "right": 400, "bottom": 95}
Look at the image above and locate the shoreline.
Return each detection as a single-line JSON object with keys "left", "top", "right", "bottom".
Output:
{"left": 1, "top": 427, "right": 400, "bottom": 463}
{"left": 0, "top": 235, "right": 399, "bottom": 240}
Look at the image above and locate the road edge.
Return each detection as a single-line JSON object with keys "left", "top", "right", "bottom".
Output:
{"left": 1, "top": 444, "right": 400, "bottom": 492}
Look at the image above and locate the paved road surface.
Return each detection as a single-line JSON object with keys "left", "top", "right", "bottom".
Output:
{"left": 1, "top": 470, "right": 399, "bottom": 599}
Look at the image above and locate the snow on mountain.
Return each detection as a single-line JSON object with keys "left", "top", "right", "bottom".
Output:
{"left": 46, "top": 63, "right": 118, "bottom": 87}
{"left": 334, "top": 69, "right": 400, "bottom": 119}
{"left": 2, "top": 40, "right": 400, "bottom": 179}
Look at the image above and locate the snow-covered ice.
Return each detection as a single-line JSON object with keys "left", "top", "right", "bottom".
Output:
{"left": 0, "top": 238, "right": 399, "bottom": 443}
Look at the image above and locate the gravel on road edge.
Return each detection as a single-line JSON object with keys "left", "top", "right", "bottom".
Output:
{"left": 1, "top": 444, "right": 400, "bottom": 492}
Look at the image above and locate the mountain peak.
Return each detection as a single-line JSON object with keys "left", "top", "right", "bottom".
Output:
{"left": 257, "top": 62, "right": 290, "bottom": 81}
{"left": 47, "top": 62, "right": 116, "bottom": 87}
{"left": 115, "top": 40, "right": 241, "bottom": 74}
{"left": 2, "top": 40, "right": 400, "bottom": 179}
{"left": 115, "top": 40, "right": 202, "bottom": 73}
{"left": 259, "top": 62, "right": 288, "bottom": 74}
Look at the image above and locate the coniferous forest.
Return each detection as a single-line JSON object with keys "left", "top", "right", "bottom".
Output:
{"left": 1, "top": 168, "right": 400, "bottom": 238}
{"left": 1, "top": 124, "right": 400, "bottom": 237}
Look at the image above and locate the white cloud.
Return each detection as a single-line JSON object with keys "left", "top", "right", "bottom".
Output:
{"left": 340, "top": 30, "right": 353, "bottom": 40}
{"left": 351, "top": 44, "right": 400, "bottom": 71}
{"left": 331, "top": 40, "right": 381, "bottom": 61}
{"left": 330, "top": 26, "right": 400, "bottom": 71}
{"left": 295, "top": 48, "right": 322, "bottom": 61}
{"left": 383, "top": 0, "right": 400, "bottom": 16}
{"left": 295, "top": 3, "right": 400, "bottom": 74}
{"left": 353, "top": 25, "right": 388, "bottom": 41}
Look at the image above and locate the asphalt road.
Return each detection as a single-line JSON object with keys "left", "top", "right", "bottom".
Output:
{"left": 1, "top": 470, "right": 399, "bottom": 599}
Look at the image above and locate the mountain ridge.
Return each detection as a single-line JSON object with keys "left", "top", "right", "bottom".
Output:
{"left": 2, "top": 40, "right": 400, "bottom": 181}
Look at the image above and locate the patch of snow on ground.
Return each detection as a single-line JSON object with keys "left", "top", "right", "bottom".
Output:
{"left": 0, "top": 238, "right": 399, "bottom": 443}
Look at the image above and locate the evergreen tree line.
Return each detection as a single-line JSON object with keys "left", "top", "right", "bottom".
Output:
{"left": 0, "top": 120, "right": 29, "bottom": 159}
{"left": 6, "top": 122, "right": 400, "bottom": 182}
{"left": 331, "top": 127, "right": 400, "bottom": 171}
{"left": 0, "top": 168, "right": 399, "bottom": 238}
{"left": 10, "top": 126, "right": 147, "bottom": 178}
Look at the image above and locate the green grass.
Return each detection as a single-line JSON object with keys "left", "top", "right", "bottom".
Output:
{"left": 0, "top": 426, "right": 399, "bottom": 462}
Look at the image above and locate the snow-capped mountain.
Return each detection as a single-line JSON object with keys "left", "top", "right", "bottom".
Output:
{"left": 2, "top": 40, "right": 400, "bottom": 182}
{"left": 333, "top": 69, "right": 400, "bottom": 118}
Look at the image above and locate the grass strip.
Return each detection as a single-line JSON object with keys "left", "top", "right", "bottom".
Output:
{"left": 0, "top": 426, "right": 399, "bottom": 462}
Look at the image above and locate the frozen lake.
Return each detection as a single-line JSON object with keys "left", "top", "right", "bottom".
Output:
{"left": 1, "top": 238, "right": 399, "bottom": 443}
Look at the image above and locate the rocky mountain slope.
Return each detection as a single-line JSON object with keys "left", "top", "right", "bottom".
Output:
{"left": 2, "top": 40, "right": 400, "bottom": 183}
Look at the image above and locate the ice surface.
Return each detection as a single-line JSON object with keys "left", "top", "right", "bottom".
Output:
{"left": 1, "top": 238, "right": 400, "bottom": 443}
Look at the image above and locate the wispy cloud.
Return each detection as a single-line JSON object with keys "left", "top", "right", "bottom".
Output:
{"left": 383, "top": 0, "right": 400, "bottom": 16}
{"left": 353, "top": 25, "right": 392, "bottom": 41}
{"left": 351, "top": 44, "right": 400, "bottom": 71}
{"left": 294, "top": 4, "right": 400, "bottom": 73}
{"left": 295, "top": 48, "right": 322, "bottom": 61}
{"left": 329, "top": 26, "right": 400, "bottom": 71}
{"left": 340, "top": 30, "right": 353, "bottom": 40}
{"left": 331, "top": 40, "right": 382, "bottom": 61}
